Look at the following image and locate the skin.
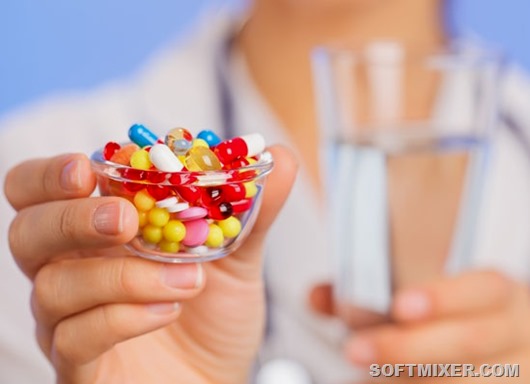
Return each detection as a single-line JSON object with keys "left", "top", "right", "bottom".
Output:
{"left": 4, "top": 0, "right": 529, "bottom": 382}
{"left": 4, "top": 148, "right": 297, "bottom": 383}
{"left": 241, "top": 0, "right": 530, "bottom": 382}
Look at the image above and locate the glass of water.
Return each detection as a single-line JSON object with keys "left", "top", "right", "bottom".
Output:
{"left": 312, "top": 41, "right": 500, "bottom": 322}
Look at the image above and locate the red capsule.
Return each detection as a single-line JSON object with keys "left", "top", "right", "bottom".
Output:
{"left": 224, "top": 157, "right": 250, "bottom": 170}
{"left": 147, "top": 171, "right": 166, "bottom": 183}
{"left": 146, "top": 185, "right": 171, "bottom": 200}
{"left": 103, "top": 142, "right": 121, "bottom": 160}
{"left": 175, "top": 185, "right": 201, "bottom": 204}
{"left": 121, "top": 168, "right": 146, "bottom": 181}
{"left": 122, "top": 181, "right": 144, "bottom": 192}
{"left": 208, "top": 202, "right": 233, "bottom": 220}
{"left": 213, "top": 134, "right": 265, "bottom": 164}
{"left": 201, "top": 187, "right": 223, "bottom": 207}
{"left": 232, "top": 198, "right": 252, "bottom": 214}
{"left": 220, "top": 183, "right": 245, "bottom": 202}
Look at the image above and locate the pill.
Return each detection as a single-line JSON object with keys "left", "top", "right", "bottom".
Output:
{"left": 171, "top": 139, "right": 192, "bottom": 156}
{"left": 146, "top": 185, "right": 171, "bottom": 201}
{"left": 129, "top": 124, "right": 159, "bottom": 148}
{"left": 148, "top": 207, "right": 170, "bottom": 227}
{"left": 220, "top": 183, "right": 246, "bottom": 202}
{"left": 175, "top": 185, "right": 201, "bottom": 204}
{"left": 130, "top": 149, "right": 152, "bottom": 170}
{"left": 165, "top": 127, "right": 193, "bottom": 152}
{"left": 201, "top": 187, "right": 223, "bottom": 206}
{"left": 184, "top": 146, "right": 222, "bottom": 172}
{"left": 232, "top": 198, "right": 252, "bottom": 214}
{"left": 103, "top": 141, "right": 121, "bottom": 160}
{"left": 138, "top": 211, "right": 148, "bottom": 228}
{"left": 185, "top": 245, "right": 209, "bottom": 255}
{"left": 162, "top": 220, "right": 186, "bottom": 243}
{"left": 217, "top": 216, "right": 241, "bottom": 238}
{"left": 205, "top": 223, "right": 224, "bottom": 248}
{"left": 166, "top": 202, "right": 190, "bottom": 213}
{"left": 110, "top": 143, "right": 139, "bottom": 165}
{"left": 134, "top": 190, "right": 156, "bottom": 212}
{"left": 197, "top": 129, "right": 222, "bottom": 147}
{"left": 155, "top": 196, "right": 179, "bottom": 208}
{"left": 142, "top": 224, "right": 163, "bottom": 244}
{"left": 192, "top": 138, "right": 209, "bottom": 148}
{"left": 175, "top": 206, "right": 208, "bottom": 221}
{"left": 244, "top": 181, "right": 258, "bottom": 198}
{"left": 149, "top": 144, "right": 184, "bottom": 172}
{"left": 214, "top": 133, "right": 265, "bottom": 164}
{"left": 182, "top": 219, "right": 209, "bottom": 247}
{"left": 208, "top": 202, "right": 233, "bottom": 220}
{"left": 159, "top": 240, "right": 180, "bottom": 253}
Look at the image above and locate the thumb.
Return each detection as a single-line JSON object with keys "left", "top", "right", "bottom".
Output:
{"left": 248, "top": 144, "right": 298, "bottom": 242}
{"left": 221, "top": 145, "right": 298, "bottom": 274}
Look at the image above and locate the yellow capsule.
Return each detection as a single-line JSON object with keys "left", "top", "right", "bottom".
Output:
{"left": 184, "top": 146, "right": 222, "bottom": 171}
{"left": 159, "top": 240, "right": 180, "bottom": 253}
{"left": 148, "top": 207, "right": 170, "bottom": 227}
{"left": 134, "top": 190, "right": 156, "bottom": 212}
{"left": 142, "top": 224, "right": 163, "bottom": 244}
{"left": 130, "top": 149, "right": 152, "bottom": 170}
{"left": 217, "top": 216, "right": 241, "bottom": 238}
{"left": 138, "top": 211, "right": 148, "bottom": 228}
{"left": 162, "top": 220, "right": 186, "bottom": 243}
{"left": 243, "top": 181, "right": 258, "bottom": 198}
{"left": 205, "top": 223, "right": 224, "bottom": 248}
{"left": 192, "top": 138, "right": 209, "bottom": 148}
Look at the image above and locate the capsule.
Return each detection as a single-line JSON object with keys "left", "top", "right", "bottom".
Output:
{"left": 197, "top": 129, "right": 222, "bottom": 147}
{"left": 165, "top": 127, "right": 193, "bottom": 155}
{"left": 128, "top": 124, "right": 159, "bottom": 148}
{"left": 149, "top": 144, "right": 184, "bottom": 172}
{"left": 214, "top": 133, "right": 265, "bottom": 164}
{"left": 184, "top": 146, "right": 222, "bottom": 172}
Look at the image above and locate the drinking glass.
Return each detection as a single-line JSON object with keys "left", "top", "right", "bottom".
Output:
{"left": 312, "top": 41, "right": 500, "bottom": 319}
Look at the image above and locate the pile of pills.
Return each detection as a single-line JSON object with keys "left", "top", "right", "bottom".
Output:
{"left": 100, "top": 124, "right": 267, "bottom": 256}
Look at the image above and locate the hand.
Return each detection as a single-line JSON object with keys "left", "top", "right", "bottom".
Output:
{"left": 311, "top": 271, "right": 530, "bottom": 382}
{"left": 4, "top": 146, "right": 297, "bottom": 384}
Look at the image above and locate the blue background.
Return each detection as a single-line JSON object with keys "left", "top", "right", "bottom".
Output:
{"left": 0, "top": 0, "right": 528, "bottom": 116}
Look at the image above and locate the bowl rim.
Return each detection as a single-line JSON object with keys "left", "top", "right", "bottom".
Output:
{"left": 90, "top": 144, "right": 274, "bottom": 186}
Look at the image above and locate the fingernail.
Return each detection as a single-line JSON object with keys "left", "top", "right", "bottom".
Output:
{"left": 60, "top": 158, "right": 82, "bottom": 191}
{"left": 345, "top": 337, "right": 377, "bottom": 366}
{"left": 94, "top": 202, "right": 124, "bottom": 235}
{"left": 161, "top": 263, "right": 203, "bottom": 289}
{"left": 395, "top": 290, "right": 431, "bottom": 319}
{"left": 146, "top": 302, "right": 181, "bottom": 315}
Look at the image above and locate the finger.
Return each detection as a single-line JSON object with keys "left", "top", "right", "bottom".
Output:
{"left": 9, "top": 197, "right": 138, "bottom": 278}
{"left": 246, "top": 145, "right": 298, "bottom": 242}
{"left": 309, "top": 283, "right": 336, "bottom": 316}
{"left": 32, "top": 256, "right": 204, "bottom": 328}
{"left": 345, "top": 306, "right": 525, "bottom": 366}
{"left": 217, "top": 145, "right": 298, "bottom": 279}
{"left": 4, "top": 153, "right": 96, "bottom": 211}
{"left": 309, "top": 284, "right": 389, "bottom": 329}
{"left": 50, "top": 302, "right": 181, "bottom": 368}
{"left": 391, "top": 270, "right": 514, "bottom": 323}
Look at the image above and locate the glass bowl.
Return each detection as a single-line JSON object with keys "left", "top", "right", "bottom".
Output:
{"left": 91, "top": 145, "right": 273, "bottom": 263}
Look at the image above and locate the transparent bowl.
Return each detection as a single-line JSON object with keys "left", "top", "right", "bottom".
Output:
{"left": 91, "top": 145, "right": 273, "bottom": 263}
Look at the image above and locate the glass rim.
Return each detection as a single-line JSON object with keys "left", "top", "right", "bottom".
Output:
{"left": 312, "top": 38, "right": 503, "bottom": 67}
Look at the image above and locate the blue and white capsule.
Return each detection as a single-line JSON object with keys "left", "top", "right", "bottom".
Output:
{"left": 128, "top": 124, "right": 159, "bottom": 148}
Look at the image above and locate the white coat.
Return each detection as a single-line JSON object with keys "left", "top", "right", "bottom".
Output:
{"left": 1, "top": 12, "right": 529, "bottom": 384}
